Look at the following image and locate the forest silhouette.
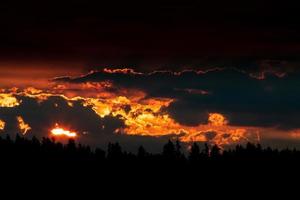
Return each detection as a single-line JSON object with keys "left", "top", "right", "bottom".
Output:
{"left": 1, "top": 134, "right": 300, "bottom": 186}
{"left": 1, "top": 134, "right": 300, "bottom": 166}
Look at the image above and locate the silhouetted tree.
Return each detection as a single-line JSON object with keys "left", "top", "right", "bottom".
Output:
{"left": 189, "top": 143, "right": 201, "bottom": 163}
{"left": 31, "top": 136, "right": 40, "bottom": 147}
{"left": 95, "top": 148, "right": 105, "bottom": 161}
{"left": 163, "top": 140, "right": 176, "bottom": 160}
{"left": 137, "top": 145, "right": 147, "bottom": 158}
{"left": 67, "top": 139, "right": 76, "bottom": 150}
{"left": 210, "top": 145, "right": 221, "bottom": 158}
{"left": 107, "top": 142, "right": 123, "bottom": 161}
{"left": 204, "top": 143, "right": 210, "bottom": 157}
{"left": 175, "top": 140, "right": 184, "bottom": 160}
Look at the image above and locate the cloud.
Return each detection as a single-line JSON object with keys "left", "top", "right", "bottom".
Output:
{"left": 0, "top": 93, "right": 180, "bottom": 151}
{"left": 53, "top": 67, "right": 300, "bottom": 130}
{"left": 0, "top": 95, "right": 123, "bottom": 139}
{"left": 2, "top": 66, "right": 300, "bottom": 150}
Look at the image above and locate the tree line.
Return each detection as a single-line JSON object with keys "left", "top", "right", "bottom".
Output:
{"left": 0, "top": 134, "right": 300, "bottom": 165}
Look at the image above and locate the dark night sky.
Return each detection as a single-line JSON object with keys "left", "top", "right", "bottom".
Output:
{"left": 0, "top": 0, "right": 300, "bottom": 71}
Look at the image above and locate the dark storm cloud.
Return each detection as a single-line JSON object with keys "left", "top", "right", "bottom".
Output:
{"left": 1, "top": 1, "right": 300, "bottom": 70}
{"left": 54, "top": 68, "right": 300, "bottom": 130}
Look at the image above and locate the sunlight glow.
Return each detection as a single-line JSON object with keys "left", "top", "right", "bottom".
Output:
{"left": 0, "top": 119, "right": 5, "bottom": 130}
{"left": 51, "top": 124, "right": 77, "bottom": 138}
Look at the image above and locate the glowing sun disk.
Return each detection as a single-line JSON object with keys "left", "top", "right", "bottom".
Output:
{"left": 51, "top": 126, "right": 77, "bottom": 137}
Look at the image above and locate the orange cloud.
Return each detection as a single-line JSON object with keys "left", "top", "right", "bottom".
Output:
{"left": 0, "top": 85, "right": 261, "bottom": 147}
{"left": 0, "top": 93, "right": 20, "bottom": 107}
{"left": 103, "top": 68, "right": 143, "bottom": 75}
{"left": 1, "top": 65, "right": 271, "bottom": 148}
{"left": 0, "top": 119, "right": 5, "bottom": 130}
{"left": 17, "top": 116, "right": 31, "bottom": 135}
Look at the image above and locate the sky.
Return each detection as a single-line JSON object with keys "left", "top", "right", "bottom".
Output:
{"left": 1, "top": 1, "right": 300, "bottom": 152}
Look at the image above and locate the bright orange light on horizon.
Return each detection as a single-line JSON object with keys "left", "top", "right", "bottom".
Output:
{"left": 51, "top": 124, "right": 77, "bottom": 138}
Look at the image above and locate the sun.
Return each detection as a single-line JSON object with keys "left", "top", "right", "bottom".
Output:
{"left": 51, "top": 123, "right": 77, "bottom": 138}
